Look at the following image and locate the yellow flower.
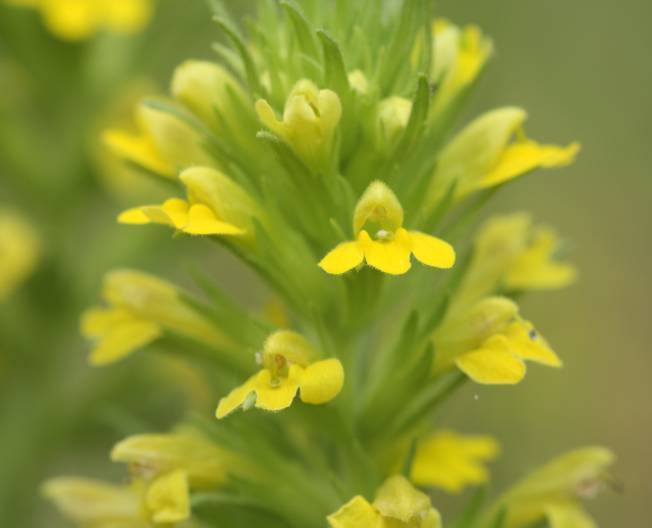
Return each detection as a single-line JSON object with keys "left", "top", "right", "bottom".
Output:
{"left": 425, "top": 107, "right": 579, "bottom": 210}
{"left": 493, "top": 447, "right": 615, "bottom": 528}
{"left": 143, "top": 469, "right": 190, "bottom": 524}
{"left": 428, "top": 19, "right": 493, "bottom": 121}
{"left": 216, "top": 330, "right": 344, "bottom": 418}
{"left": 327, "top": 475, "right": 442, "bottom": 528}
{"left": 118, "top": 166, "right": 259, "bottom": 239}
{"left": 103, "top": 102, "right": 212, "bottom": 179}
{"left": 410, "top": 430, "right": 500, "bottom": 493}
{"left": 433, "top": 297, "right": 561, "bottom": 384}
{"left": 319, "top": 181, "right": 455, "bottom": 276}
{"left": 0, "top": 210, "right": 39, "bottom": 302}
{"left": 256, "top": 79, "right": 342, "bottom": 170}
{"left": 81, "top": 269, "right": 227, "bottom": 365}
{"left": 8, "top": 0, "right": 154, "bottom": 41}
{"left": 454, "top": 213, "right": 577, "bottom": 309}
{"left": 42, "top": 477, "right": 145, "bottom": 527}
{"left": 110, "top": 430, "right": 231, "bottom": 488}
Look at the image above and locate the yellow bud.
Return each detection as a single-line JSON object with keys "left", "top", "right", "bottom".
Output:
{"left": 262, "top": 330, "right": 316, "bottom": 368}
{"left": 172, "top": 60, "right": 249, "bottom": 134}
{"left": 256, "top": 79, "right": 342, "bottom": 170}
{"left": 348, "top": 69, "right": 369, "bottom": 95}
{"left": 373, "top": 475, "right": 433, "bottom": 523}
{"left": 376, "top": 96, "right": 412, "bottom": 149}
{"left": 353, "top": 180, "right": 404, "bottom": 235}
{"left": 180, "top": 166, "right": 261, "bottom": 236}
{"left": 430, "top": 20, "right": 493, "bottom": 120}
{"left": 111, "top": 431, "right": 230, "bottom": 488}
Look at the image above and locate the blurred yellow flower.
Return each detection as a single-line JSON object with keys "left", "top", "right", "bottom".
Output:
{"left": 216, "top": 330, "right": 344, "bottom": 418}
{"left": 426, "top": 108, "right": 579, "bottom": 209}
{"left": 320, "top": 181, "right": 455, "bottom": 275}
{"left": 6, "top": 0, "right": 154, "bottom": 41}
{"left": 81, "top": 269, "right": 228, "bottom": 365}
{"left": 256, "top": 79, "right": 342, "bottom": 171}
{"left": 454, "top": 213, "right": 577, "bottom": 310}
{"left": 0, "top": 210, "right": 39, "bottom": 302}
{"left": 492, "top": 447, "right": 615, "bottom": 528}
{"left": 328, "top": 475, "right": 442, "bottom": 528}
{"left": 411, "top": 430, "right": 500, "bottom": 493}
{"left": 118, "top": 166, "right": 259, "bottom": 239}
{"left": 103, "top": 101, "right": 212, "bottom": 179}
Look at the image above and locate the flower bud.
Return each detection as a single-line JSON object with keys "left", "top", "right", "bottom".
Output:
{"left": 256, "top": 79, "right": 342, "bottom": 171}
{"left": 376, "top": 96, "right": 412, "bottom": 149}
{"left": 171, "top": 60, "right": 251, "bottom": 137}
{"left": 353, "top": 180, "right": 404, "bottom": 235}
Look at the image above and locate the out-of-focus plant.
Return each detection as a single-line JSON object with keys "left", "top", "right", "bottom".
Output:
{"left": 22, "top": 1, "right": 614, "bottom": 527}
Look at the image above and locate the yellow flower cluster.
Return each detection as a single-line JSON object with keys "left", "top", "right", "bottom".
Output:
{"left": 39, "top": 2, "right": 614, "bottom": 527}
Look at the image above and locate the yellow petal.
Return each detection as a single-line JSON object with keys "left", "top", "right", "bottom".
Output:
{"left": 373, "top": 475, "right": 431, "bottom": 523}
{"left": 103, "top": 129, "right": 173, "bottom": 177}
{"left": 145, "top": 470, "right": 190, "bottom": 524}
{"left": 182, "top": 204, "right": 245, "bottom": 236}
{"left": 80, "top": 307, "right": 131, "bottom": 338}
{"left": 505, "top": 320, "right": 562, "bottom": 367}
{"left": 456, "top": 335, "right": 526, "bottom": 384}
{"left": 215, "top": 372, "right": 260, "bottom": 419}
{"left": 88, "top": 320, "right": 161, "bottom": 366}
{"left": 40, "top": 0, "right": 98, "bottom": 41}
{"left": 504, "top": 228, "right": 577, "bottom": 290}
{"left": 327, "top": 495, "right": 381, "bottom": 528}
{"left": 481, "top": 141, "right": 580, "bottom": 189}
{"left": 319, "top": 241, "right": 364, "bottom": 275}
{"left": 253, "top": 366, "right": 302, "bottom": 412}
{"left": 117, "top": 207, "right": 151, "bottom": 225}
{"left": 133, "top": 198, "right": 189, "bottom": 229}
{"left": 299, "top": 359, "right": 344, "bottom": 404}
{"left": 362, "top": 232, "right": 411, "bottom": 275}
{"left": 409, "top": 231, "right": 456, "bottom": 269}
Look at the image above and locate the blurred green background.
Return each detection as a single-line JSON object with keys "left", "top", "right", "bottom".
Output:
{"left": 0, "top": 0, "right": 649, "bottom": 526}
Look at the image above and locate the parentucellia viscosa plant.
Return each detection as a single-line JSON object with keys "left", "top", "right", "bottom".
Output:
{"left": 43, "top": 1, "right": 614, "bottom": 527}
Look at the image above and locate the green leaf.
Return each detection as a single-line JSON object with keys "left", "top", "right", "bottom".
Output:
{"left": 281, "top": 1, "right": 320, "bottom": 59}
{"left": 397, "top": 74, "right": 431, "bottom": 154}
{"left": 317, "top": 30, "right": 350, "bottom": 95}
{"left": 213, "top": 17, "right": 264, "bottom": 96}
